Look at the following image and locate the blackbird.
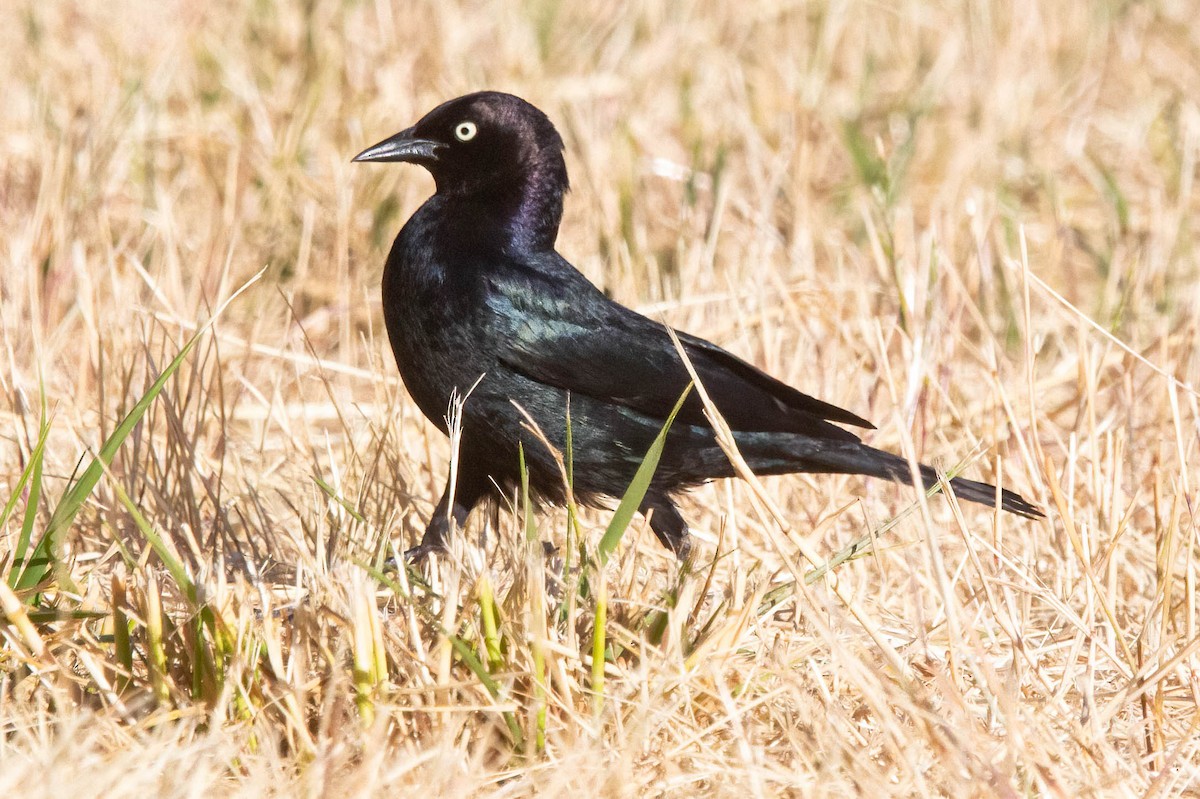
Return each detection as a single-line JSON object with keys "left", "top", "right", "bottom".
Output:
{"left": 354, "top": 91, "right": 1041, "bottom": 560}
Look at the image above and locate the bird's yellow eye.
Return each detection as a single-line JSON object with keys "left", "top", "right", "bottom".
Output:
{"left": 454, "top": 121, "right": 477, "bottom": 142}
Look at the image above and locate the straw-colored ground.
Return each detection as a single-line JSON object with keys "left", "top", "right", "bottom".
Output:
{"left": 2, "top": 1, "right": 1198, "bottom": 795}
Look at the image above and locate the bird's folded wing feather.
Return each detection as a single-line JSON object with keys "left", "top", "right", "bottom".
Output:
{"left": 486, "top": 258, "right": 872, "bottom": 440}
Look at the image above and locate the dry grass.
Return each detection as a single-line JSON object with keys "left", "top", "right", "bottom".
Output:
{"left": 2, "top": 0, "right": 1199, "bottom": 795}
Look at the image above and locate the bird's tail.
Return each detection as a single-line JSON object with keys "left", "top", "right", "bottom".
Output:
{"left": 792, "top": 442, "right": 1044, "bottom": 519}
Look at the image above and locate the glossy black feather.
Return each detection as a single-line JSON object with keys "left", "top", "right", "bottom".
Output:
{"left": 354, "top": 91, "right": 1042, "bottom": 559}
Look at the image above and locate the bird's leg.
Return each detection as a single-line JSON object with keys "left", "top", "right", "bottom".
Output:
{"left": 406, "top": 471, "right": 487, "bottom": 561}
{"left": 640, "top": 495, "right": 693, "bottom": 561}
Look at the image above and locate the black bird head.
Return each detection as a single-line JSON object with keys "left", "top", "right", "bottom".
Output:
{"left": 354, "top": 92, "right": 569, "bottom": 250}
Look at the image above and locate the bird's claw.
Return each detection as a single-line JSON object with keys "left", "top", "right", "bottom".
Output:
{"left": 404, "top": 541, "right": 447, "bottom": 562}
{"left": 668, "top": 535, "right": 693, "bottom": 563}
{"left": 399, "top": 539, "right": 559, "bottom": 564}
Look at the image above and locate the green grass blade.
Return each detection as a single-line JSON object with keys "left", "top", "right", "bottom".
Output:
{"left": 14, "top": 270, "right": 263, "bottom": 594}
{"left": 3, "top": 411, "right": 51, "bottom": 588}
{"left": 312, "top": 474, "right": 366, "bottom": 523}
{"left": 479, "top": 576, "right": 504, "bottom": 674}
{"left": 591, "top": 573, "right": 607, "bottom": 717}
{"left": 518, "top": 443, "right": 536, "bottom": 543}
{"left": 15, "top": 337, "right": 203, "bottom": 593}
{"left": 447, "top": 633, "right": 524, "bottom": 749}
{"left": 596, "top": 384, "right": 692, "bottom": 564}
{"left": 106, "top": 471, "right": 196, "bottom": 603}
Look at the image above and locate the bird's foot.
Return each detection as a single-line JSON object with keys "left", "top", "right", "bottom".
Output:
{"left": 665, "top": 534, "right": 693, "bottom": 563}
{"left": 404, "top": 541, "right": 447, "bottom": 562}
{"left": 641, "top": 497, "right": 693, "bottom": 563}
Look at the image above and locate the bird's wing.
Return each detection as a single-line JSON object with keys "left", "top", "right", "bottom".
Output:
{"left": 486, "top": 256, "right": 872, "bottom": 440}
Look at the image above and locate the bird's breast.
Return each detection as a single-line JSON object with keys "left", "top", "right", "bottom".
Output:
{"left": 380, "top": 216, "right": 498, "bottom": 430}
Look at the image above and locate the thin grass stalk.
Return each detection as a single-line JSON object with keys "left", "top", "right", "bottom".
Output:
{"left": 144, "top": 570, "right": 170, "bottom": 706}
{"left": 591, "top": 567, "right": 607, "bottom": 719}
{"left": 111, "top": 571, "right": 132, "bottom": 694}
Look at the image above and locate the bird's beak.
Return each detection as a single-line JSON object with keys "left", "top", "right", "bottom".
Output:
{"left": 352, "top": 127, "right": 441, "bottom": 164}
